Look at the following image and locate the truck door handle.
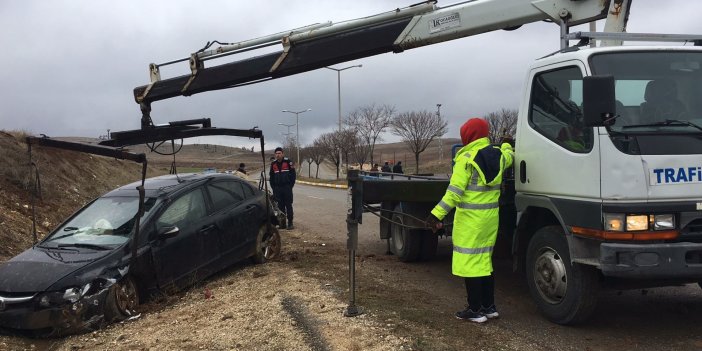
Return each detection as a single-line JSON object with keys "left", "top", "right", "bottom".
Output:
{"left": 519, "top": 161, "right": 527, "bottom": 184}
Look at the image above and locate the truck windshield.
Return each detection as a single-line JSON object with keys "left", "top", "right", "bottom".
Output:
{"left": 43, "top": 196, "right": 158, "bottom": 248}
{"left": 590, "top": 51, "right": 702, "bottom": 134}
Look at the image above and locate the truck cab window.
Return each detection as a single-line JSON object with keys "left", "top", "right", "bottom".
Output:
{"left": 529, "top": 67, "right": 592, "bottom": 153}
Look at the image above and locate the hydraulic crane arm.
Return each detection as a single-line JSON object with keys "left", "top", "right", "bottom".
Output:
{"left": 133, "top": 0, "right": 623, "bottom": 117}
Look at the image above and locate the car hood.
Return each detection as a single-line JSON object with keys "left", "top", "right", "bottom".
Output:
{"left": 0, "top": 247, "right": 111, "bottom": 293}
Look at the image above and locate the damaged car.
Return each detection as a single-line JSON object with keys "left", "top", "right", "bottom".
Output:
{"left": 0, "top": 172, "right": 281, "bottom": 336}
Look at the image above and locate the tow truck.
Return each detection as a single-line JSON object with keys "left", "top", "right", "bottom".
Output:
{"left": 128, "top": 0, "right": 702, "bottom": 324}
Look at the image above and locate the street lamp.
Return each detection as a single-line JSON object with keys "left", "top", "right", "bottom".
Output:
{"left": 436, "top": 104, "right": 443, "bottom": 164}
{"left": 281, "top": 109, "right": 311, "bottom": 169}
{"left": 325, "top": 64, "right": 362, "bottom": 172}
{"left": 277, "top": 122, "right": 296, "bottom": 136}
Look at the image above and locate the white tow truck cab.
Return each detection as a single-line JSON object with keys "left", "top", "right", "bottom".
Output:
{"left": 515, "top": 39, "right": 702, "bottom": 323}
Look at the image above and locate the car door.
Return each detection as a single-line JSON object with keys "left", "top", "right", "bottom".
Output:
{"left": 206, "top": 180, "right": 256, "bottom": 264}
{"left": 151, "top": 187, "right": 210, "bottom": 289}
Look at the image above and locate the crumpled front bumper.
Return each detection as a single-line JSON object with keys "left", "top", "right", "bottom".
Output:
{"left": 0, "top": 289, "right": 109, "bottom": 333}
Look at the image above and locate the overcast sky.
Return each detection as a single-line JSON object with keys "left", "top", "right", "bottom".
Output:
{"left": 0, "top": 1, "right": 699, "bottom": 151}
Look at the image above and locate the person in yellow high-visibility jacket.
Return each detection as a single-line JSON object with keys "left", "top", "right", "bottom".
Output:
{"left": 427, "top": 118, "right": 513, "bottom": 323}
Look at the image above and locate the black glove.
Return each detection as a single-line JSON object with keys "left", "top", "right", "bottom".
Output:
{"left": 425, "top": 214, "right": 443, "bottom": 233}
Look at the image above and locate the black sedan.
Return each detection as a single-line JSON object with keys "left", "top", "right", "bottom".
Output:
{"left": 0, "top": 173, "right": 281, "bottom": 336}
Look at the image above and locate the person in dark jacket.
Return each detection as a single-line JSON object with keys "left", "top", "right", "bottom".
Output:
{"left": 236, "top": 163, "right": 247, "bottom": 174}
{"left": 381, "top": 162, "right": 391, "bottom": 173}
{"left": 392, "top": 161, "right": 404, "bottom": 174}
{"left": 269, "top": 147, "right": 296, "bottom": 229}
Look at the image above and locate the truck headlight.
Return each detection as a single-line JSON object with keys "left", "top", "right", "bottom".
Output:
{"left": 604, "top": 213, "right": 624, "bottom": 231}
{"left": 626, "top": 215, "right": 649, "bottom": 231}
{"left": 653, "top": 214, "right": 675, "bottom": 230}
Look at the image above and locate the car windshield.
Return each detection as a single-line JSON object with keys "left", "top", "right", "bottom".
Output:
{"left": 590, "top": 51, "right": 702, "bottom": 134}
{"left": 43, "top": 196, "right": 158, "bottom": 248}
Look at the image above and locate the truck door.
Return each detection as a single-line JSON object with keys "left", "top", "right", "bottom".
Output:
{"left": 516, "top": 62, "right": 602, "bottom": 212}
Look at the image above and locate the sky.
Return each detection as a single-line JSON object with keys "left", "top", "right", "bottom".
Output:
{"left": 0, "top": 0, "right": 699, "bottom": 151}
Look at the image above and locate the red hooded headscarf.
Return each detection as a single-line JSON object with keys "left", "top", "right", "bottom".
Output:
{"left": 460, "top": 118, "right": 489, "bottom": 145}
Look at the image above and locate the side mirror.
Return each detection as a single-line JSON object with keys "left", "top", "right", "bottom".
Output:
{"left": 583, "top": 75, "right": 616, "bottom": 127}
{"left": 157, "top": 226, "right": 179, "bottom": 240}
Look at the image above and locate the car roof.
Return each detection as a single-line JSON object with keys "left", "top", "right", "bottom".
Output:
{"left": 104, "top": 173, "right": 250, "bottom": 198}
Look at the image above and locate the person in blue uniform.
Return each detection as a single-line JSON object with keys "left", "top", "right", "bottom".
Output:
{"left": 269, "top": 147, "right": 296, "bottom": 229}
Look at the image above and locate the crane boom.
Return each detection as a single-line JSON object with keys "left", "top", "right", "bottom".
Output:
{"left": 133, "top": 0, "right": 619, "bottom": 117}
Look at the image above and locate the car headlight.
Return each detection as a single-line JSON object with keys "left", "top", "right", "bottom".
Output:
{"left": 63, "top": 287, "right": 81, "bottom": 303}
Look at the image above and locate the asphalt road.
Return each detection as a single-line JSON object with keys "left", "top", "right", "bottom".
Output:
{"left": 293, "top": 183, "right": 702, "bottom": 351}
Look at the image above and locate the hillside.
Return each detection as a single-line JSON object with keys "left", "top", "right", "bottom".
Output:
{"left": 0, "top": 132, "right": 166, "bottom": 261}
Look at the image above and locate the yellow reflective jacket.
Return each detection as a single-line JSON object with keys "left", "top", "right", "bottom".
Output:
{"left": 431, "top": 137, "right": 514, "bottom": 277}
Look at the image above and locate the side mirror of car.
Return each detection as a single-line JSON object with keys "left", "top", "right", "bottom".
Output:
{"left": 157, "top": 226, "right": 180, "bottom": 240}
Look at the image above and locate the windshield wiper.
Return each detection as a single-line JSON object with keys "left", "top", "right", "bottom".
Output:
{"left": 35, "top": 244, "right": 78, "bottom": 251}
{"left": 58, "top": 243, "right": 113, "bottom": 251}
{"left": 623, "top": 119, "right": 702, "bottom": 132}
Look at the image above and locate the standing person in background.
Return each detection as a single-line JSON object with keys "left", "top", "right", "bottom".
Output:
{"left": 381, "top": 162, "right": 391, "bottom": 173}
{"left": 370, "top": 163, "right": 380, "bottom": 177}
{"left": 392, "top": 161, "right": 404, "bottom": 174}
{"left": 426, "top": 117, "right": 514, "bottom": 323}
{"left": 236, "top": 163, "right": 247, "bottom": 174}
{"left": 269, "top": 147, "right": 296, "bottom": 229}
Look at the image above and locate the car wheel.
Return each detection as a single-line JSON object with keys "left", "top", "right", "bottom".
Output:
{"left": 252, "top": 225, "right": 281, "bottom": 264}
{"left": 104, "top": 276, "right": 139, "bottom": 322}
{"left": 526, "top": 226, "right": 599, "bottom": 325}
{"left": 389, "top": 204, "right": 421, "bottom": 262}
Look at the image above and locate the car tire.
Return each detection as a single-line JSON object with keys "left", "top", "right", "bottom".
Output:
{"left": 389, "top": 204, "right": 421, "bottom": 262}
{"left": 526, "top": 225, "right": 599, "bottom": 325}
{"left": 104, "top": 276, "right": 139, "bottom": 322}
{"left": 252, "top": 225, "right": 281, "bottom": 264}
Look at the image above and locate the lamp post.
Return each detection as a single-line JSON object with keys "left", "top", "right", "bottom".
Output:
{"left": 325, "top": 64, "right": 362, "bottom": 173}
{"left": 282, "top": 109, "right": 311, "bottom": 169}
{"left": 436, "top": 104, "right": 443, "bottom": 164}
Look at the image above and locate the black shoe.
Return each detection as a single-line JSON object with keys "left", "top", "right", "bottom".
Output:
{"left": 287, "top": 223, "right": 294, "bottom": 230}
{"left": 479, "top": 305, "right": 499, "bottom": 319}
{"left": 455, "top": 308, "right": 487, "bottom": 323}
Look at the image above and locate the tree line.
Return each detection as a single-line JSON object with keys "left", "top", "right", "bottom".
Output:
{"left": 294, "top": 105, "right": 517, "bottom": 178}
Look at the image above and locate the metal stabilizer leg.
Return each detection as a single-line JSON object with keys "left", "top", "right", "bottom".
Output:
{"left": 344, "top": 218, "right": 363, "bottom": 317}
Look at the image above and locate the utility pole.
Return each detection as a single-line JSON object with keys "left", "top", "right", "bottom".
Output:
{"left": 325, "top": 65, "right": 362, "bottom": 176}
{"left": 437, "top": 104, "right": 443, "bottom": 165}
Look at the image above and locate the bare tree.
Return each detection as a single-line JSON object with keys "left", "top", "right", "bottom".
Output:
{"left": 316, "top": 132, "right": 341, "bottom": 179}
{"left": 337, "top": 128, "right": 359, "bottom": 173}
{"left": 308, "top": 141, "right": 326, "bottom": 179}
{"left": 485, "top": 108, "right": 518, "bottom": 143}
{"left": 391, "top": 110, "right": 448, "bottom": 174}
{"left": 345, "top": 104, "right": 395, "bottom": 165}
{"left": 351, "top": 134, "right": 372, "bottom": 169}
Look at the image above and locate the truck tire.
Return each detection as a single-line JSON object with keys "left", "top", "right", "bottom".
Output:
{"left": 526, "top": 225, "right": 599, "bottom": 325}
{"left": 389, "top": 204, "right": 421, "bottom": 262}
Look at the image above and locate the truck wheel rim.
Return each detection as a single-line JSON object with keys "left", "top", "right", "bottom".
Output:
{"left": 533, "top": 247, "right": 567, "bottom": 304}
{"left": 115, "top": 279, "right": 138, "bottom": 315}
{"left": 392, "top": 215, "right": 405, "bottom": 250}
